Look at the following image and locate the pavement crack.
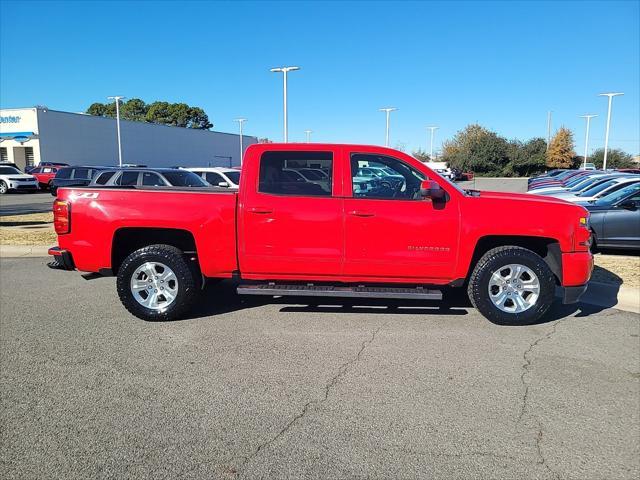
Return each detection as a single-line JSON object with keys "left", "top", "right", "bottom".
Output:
{"left": 517, "top": 320, "right": 563, "bottom": 479}
{"left": 235, "top": 324, "right": 384, "bottom": 478}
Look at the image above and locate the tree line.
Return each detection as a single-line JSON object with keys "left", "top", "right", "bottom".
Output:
{"left": 86, "top": 98, "right": 213, "bottom": 129}
{"left": 413, "top": 124, "right": 635, "bottom": 177}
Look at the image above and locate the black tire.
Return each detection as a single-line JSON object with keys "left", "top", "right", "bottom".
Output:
{"left": 590, "top": 229, "right": 598, "bottom": 253}
{"left": 0, "top": 181, "right": 7, "bottom": 195}
{"left": 50, "top": 186, "right": 58, "bottom": 197}
{"left": 467, "top": 246, "right": 556, "bottom": 325}
{"left": 116, "top": 244, "right": 199, "bottom": 321}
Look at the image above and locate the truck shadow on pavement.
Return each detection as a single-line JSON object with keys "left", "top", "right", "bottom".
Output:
{"left": 183, "top": 281, "right": 610, "bottom": 326}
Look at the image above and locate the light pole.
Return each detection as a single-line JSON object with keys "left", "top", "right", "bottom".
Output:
{"left": 546, "top": 110, "right": 552, "bottom": 151}
{"left": 426, "top": 126, "right": 439, "bottom": 161}
{"left": 379, "top": 107, "right": 397, "bottom": 146}
{"left": 107, "top": 95, "right": 126, "bottom": 166}
{"left": 270, "top": 66, "right": 300, "bottom": 142}
{"left": 579, "top": 114, "right": 597, "bottom": 169}
{"left": 234, "top": 118, "right": 247, "bottom": 165}
{"left": 598, "top": 92, "right": 624, "bottom": 170}
{"left": 304, "top": 130, "right": 313, "bottom": 143}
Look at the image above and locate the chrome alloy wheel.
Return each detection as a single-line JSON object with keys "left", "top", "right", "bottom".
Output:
{"left": 488, "top": 263, "right": 540, "bottom": 313}
{"left": 130, "top": 262, "right": 178, "bottom": 310}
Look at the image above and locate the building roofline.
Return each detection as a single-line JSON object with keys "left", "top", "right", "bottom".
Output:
{"left": 0, "top": 106, "right": 255, "bottom": 139}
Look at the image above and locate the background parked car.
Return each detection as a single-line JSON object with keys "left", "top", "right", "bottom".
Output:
{"left": 185, "top": 167, "right": 241, "bottom": 188}
{"left": 0, "top": 165, "right": 39, "bottom": 194}
{"left": 552, "top": 176, "right": 639, "bottom": 203}
{"left": 583, "top": 182, "right": 640, "bottom": 251}
{"left": 30, "top": 165, "right": 62, "bottom": 189}
{"left": 51, "top": 166, "right": 112, "bottom": 196}
{"left": 26, "top": 161, "right": 69, "bottom": 173}
{"left": 90, "top": 168, "right": 209, "bottom": 188}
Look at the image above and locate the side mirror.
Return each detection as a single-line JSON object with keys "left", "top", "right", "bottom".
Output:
{"left": 420, "top": 180, "right": 446, "bottom": 200}
{"left": 218, "top": 181, "right": 230, "bottom": 188}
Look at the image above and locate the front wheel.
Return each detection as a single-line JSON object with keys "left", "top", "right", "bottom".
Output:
{"left": 467, "top": 246, "right": 556, "bottom": 325}
{"left": 0, "top": 181, "right": 8, "bottom": 195}
{"left": 116, "top": 244, "right": 199, "bottom": 321}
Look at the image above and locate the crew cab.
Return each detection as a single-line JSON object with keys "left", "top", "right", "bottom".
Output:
{"left": 48, "top": 144, "right": 593, "bottom": 324}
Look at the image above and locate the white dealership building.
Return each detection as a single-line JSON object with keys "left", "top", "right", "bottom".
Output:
{"left": 0, "top": 107, "right": 258, "bottom": 171}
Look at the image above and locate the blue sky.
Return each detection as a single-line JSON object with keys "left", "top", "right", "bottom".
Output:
{"left": 1, "top": 0, "right": 638, "bottom": 154}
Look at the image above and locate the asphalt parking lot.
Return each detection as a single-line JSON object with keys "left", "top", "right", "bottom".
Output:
{"left": 0, "top": 192, "right": 53, "bottom": 216}
{"left": 1, "top": 257, "right": 638, "bottom": 479}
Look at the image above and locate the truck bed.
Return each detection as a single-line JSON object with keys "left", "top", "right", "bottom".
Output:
{"left": 56, "top": 186, "right": 239, "bottom": 277}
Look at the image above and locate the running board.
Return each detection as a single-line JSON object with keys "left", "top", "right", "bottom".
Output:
{"left": 237, "top": 283, "right": 442, "bottom": 300}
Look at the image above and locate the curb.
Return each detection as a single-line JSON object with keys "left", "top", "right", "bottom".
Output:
{"left": 0, "top": 245, "right": 50, "bottom": 258}
{"left": 577, "top": 281, "right": 640, "bottom": 314}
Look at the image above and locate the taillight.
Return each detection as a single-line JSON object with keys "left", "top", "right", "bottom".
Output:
{"left": 53, "top": 200, "right": 70, "bottom": 234}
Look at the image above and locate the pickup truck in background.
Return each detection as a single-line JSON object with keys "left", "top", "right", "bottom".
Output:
{"left": 48, "top": 144, "right": 593, "bottom": 324}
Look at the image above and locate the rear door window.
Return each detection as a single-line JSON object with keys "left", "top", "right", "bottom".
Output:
{"left": 56, "top": 168, "right": 72, "bottom": 179}
{"left": 205, "top": 172, "right": 225, "bottom": 185}
{"left": 258, "top": 151, "right": 333, "bottom": 196}
{"left": 94, "top": 171, "right": 116, "bottom": 185}
{"left": 142, "top": 172, "right": 166, "bottom": 186}
{"left": 116, "top": 171, "right": 140, "bottom": 186}
{"left": 72, "top": 168, "right": 90, "bottom": 180}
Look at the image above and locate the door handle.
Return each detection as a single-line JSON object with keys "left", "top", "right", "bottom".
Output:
{"left": 248, "top": 207, "right": 273, "bottom": 214}
{"left": 348, "top": 210, "right": 375, "bottom": 217}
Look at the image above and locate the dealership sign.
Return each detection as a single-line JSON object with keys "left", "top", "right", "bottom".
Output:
{"left": 0, "top": 115, "right": 22, "bottom": 124}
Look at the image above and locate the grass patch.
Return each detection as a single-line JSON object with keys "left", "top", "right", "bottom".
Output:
{"left": 593, "top": 254, "right": 640, "bottom": 289}
{"left": 0, "top": 212, "right": 56, "bottom": 245}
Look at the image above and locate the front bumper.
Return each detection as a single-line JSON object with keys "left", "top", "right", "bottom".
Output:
{"left": 47, "top": 247, "right": 75, "bottom": 270}
{"left": 562, "top": 284, "right": 588, "bottom": 304}
{"left": 9, "top": 181, "right": 38, "bottom": 190}
{"left": 561, "top": 251, "right": 594, "bottom": 286}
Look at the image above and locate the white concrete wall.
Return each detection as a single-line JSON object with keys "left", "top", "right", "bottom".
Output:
{"left": 0, "top": 108, "right": 41, "bottom": 170}
{"left": 33, "top": 109, "right": 257, "bottom": 168}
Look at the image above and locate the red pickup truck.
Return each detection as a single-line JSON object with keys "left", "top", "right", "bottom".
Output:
{"left": 48, "top": 144, "right": 593, "bottom": 324}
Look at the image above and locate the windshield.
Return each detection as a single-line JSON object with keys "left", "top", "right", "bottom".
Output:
{"left": 0, "top": 166, "right": 22, "bottom": 175}
{"left": 225, "top": 171, "right": 240, "bottom": 184}
{"left": 578, "top": 179, "right": 619, "bottom": 197}
{"left": 161, "top": 170, "right": 208, "bottom": 187}
{"left": 593, "top": 182, "right": 640, "bottom": 205}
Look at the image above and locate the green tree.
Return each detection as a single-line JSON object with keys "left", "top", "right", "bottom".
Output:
{"left": 588, "top": 148, "right": 635, "bottom": 169}
{"left": 504, "top": 138, "right": 547, "bottom": 177}
{"left": 120, "top": 98, "right": 147, "bottom": 121}
{"left": 546, "top": 127, "right": 575, "bottom": 168}
{"left": 87, "top": 99, "right": 212, "bottom": 129}
{"left": 442, "top": 124, "right": 509, "bottom": 176}
{"left": 411, "top": 148, "right": 431, "bottom": 162}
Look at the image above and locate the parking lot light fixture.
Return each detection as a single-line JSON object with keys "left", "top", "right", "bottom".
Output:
{"left": 234, "top": 118, "right": 247, "bottom": 165}
{"left": 426, "top": 126, "right": 439, "bottom": 161}
{"left": 379, "top": 107, "right": 397, "bottom": 147}
{"left": 598, "top": 92, "right": 624, "bottom": 170}
{"left": 546, "top": 110, "right": 552, "bottom": 151}
{"left": 579, "top": 114, "right": 597, "bottom": 169}
{"left": 304, "top": 130, "right": 313, "bottom": 143}
{"left": 270, "top": 66, "right": 300, "bottom": 143}
{"left": 107, "top": 96, "right": 126, "bottom": 167}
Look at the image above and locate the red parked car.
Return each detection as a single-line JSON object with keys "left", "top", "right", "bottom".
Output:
{"left": 48, "top": 143, "right": 593, "bottom": 325}
{"left": 30, "top": 165, "right": 62, "bottom": 189}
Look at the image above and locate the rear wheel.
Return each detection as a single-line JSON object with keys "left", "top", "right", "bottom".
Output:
{"left": 468, "top": 246, "right": 556, "bottom": 325}
{"left": 116, "top": 244, "right": 199, "bottom": 321}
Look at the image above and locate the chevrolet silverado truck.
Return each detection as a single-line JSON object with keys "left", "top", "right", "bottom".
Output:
{"left": 48, "top": 144, "right": 593, "bottom": 324}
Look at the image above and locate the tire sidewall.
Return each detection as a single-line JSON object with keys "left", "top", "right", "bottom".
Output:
{"left": 470, "top": 248, "right": 555, "bottom": 325}
{"left": 0, "top": 181, "right": 7, "bottom": 194}
{"left": 117, "top": 247, "right": 197, "bottom": 321}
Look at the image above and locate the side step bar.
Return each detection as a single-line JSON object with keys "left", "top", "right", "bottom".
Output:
{"left": 237, "top": 283, "right": 442, "bottom": 300}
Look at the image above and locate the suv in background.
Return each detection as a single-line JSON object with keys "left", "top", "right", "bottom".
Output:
{"left": 185, "top": 167, "right": 241, "bottom": 188}
{"left": 30, "top": 165, "right": 62, "bottom": 189}
{"left": 90, "top": 168, "right": 209, "bottom": 188}
{"left": 0, "top": 165, "right": 39, "bottom": 194}
{"left": 51, "top": 166, "right": 111, "bottom": 196}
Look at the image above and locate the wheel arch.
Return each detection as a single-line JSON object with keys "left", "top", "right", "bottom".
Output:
{"left": 468, "top": 235, "right": 562, "bottom": 285}
{"left": 111, "top": 227, "right": 198, "bottom": 275}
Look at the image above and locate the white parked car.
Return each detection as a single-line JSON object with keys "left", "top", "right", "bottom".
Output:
{"left": 549, "top": 177, "right": 640, "bottom": 203}
{"left": 185, "top": 167, "right": 241, "bottom": 189}
{"left": 0, "top": 165, "right": 39, "bottom": 194}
